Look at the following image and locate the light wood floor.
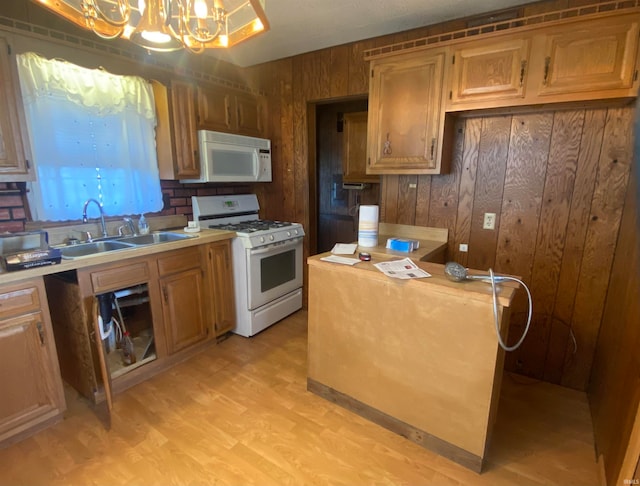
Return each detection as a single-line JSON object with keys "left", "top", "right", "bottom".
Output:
{"left": 0, "top": 310, "right": 599, "bottom": 485}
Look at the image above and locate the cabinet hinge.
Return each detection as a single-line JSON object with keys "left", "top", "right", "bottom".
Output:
{"left": 26, "top": 159, "right": 30, "bottom": 169}
{"left": 452, "top": 55, "right": 455, "bottom": 65}
{"left": 7, "top": 43, "right": 11, "bottom": 56}
{"left": 371, "top": 69, "right": 374, "bottom": 78}
{"left": 634, "top": 70, "right": 638, "bottom": 82}
{"left": 449, "top": 91, "right": 452, "bottom": 100}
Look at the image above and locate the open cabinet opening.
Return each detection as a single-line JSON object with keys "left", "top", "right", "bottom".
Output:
{"left": 100, "top": 284, "right": 156, "bottom": 380}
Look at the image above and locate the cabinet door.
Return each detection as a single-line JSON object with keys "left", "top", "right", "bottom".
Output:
{"left": 448, "top": 37, "right": 530, "bottom": 108}
{"left": 235, "top": 92, "right": 265, "bottom": 137}
{"left": 206, "top": 241, "right": 236, "bottom": 336}
{"left": 169, "top": 80, "right": 199, "bottom": 178}
{"left": 535, "top": 16, "right": 639, "bottom": 98}
{"left": 0, "top": 37, "right": 34, "bottom": 182}
{"left": 197, "top": 85, "right": 234, "bottom": 132}
{"left": 160, "top": 268, "right": 208, "bottom": 354}
{"left": 0, "top": 279, "right": 64, "bottom": 445}
{"left": 343, "top": 111, "right": 379, "bottom": 184}
{"left": 367, "top": 49, "right": 448, "bottom": 174}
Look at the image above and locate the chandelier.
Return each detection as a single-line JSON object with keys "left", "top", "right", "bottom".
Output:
{"left": 32, "top": 0, "right": 269, "bottom": 53}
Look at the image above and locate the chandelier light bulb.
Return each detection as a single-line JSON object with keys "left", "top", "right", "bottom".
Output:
{"left": 193, "top": 0, "right": 209, "bottom": 19}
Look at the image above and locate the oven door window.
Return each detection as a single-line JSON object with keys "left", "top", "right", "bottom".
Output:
{"left": 247, "top": 240, "right": 303, "bottom": 310}
{"left": 261, "top": 249, "right": 296, "bottom": 292}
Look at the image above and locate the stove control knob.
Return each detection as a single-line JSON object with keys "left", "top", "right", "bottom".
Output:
{"left": 269, "top": 234, "right": 275, "bottom": 241}
{"left": 287, "top": 231, "right": 291, "bottom": 237}
{"left": 260, "top": 237, "right": 265, "bottom": 243}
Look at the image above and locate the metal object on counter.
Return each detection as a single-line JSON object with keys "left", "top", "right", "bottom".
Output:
{"left": 0, "top": 230, "right": 61, "bottom": 271}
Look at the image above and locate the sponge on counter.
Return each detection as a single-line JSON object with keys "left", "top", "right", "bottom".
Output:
{"left": 385, "top": 238, "right": 420, "bottom": 252}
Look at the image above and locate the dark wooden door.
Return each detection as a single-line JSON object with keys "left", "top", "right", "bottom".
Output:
{"left": 315, "top": 100, "right": 380, "bottom": 253}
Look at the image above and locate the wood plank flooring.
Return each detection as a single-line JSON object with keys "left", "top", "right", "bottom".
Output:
{"left": 0, "top": 310, "right": 599, "bottom": 485}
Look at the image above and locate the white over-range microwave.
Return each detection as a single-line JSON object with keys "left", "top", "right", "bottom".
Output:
{"left": 180, "top": 130, "right": 272, "bottom": 183}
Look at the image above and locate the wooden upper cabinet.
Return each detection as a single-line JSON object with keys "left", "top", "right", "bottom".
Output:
{"left": 342, "top": 111, "right": 379, "bottom": 183}
{"left": 151, "top": 80, "right": 199, "bottom": 180}
{"left": 197, "top": 85, "right": 266, "bottom": 138}
{"left": 367, "top": 48, "right": 449, "bottom": 175}
{"left": 197, "top": 85, "right": 233, "bottom": 132}
{"left": 235, "top": 91, "right": 265, "bottom": 138}
{"left": 169, "top": 80, "right": 200, "bottom": 178}
{"left": 532, "top": 15, "right": 640, "bottom": 99}
{"left": 447, "top": 36, "right": 530, "bottom": 108}
{"left": 0, "top": 37, "right": 34, "bottom": 182}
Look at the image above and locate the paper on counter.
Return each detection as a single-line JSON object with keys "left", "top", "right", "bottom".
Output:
{"left": 331, "top": 243, "right": 357, "bottom": 255}
{"left": 320, "top": 255, "right": 361, "bottom": 265}
{"left": 374, "top": 257, "right": 431, "bottom": 279}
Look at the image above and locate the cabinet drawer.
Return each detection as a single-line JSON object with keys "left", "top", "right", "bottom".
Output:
{"left": 157, "top": 247, "right": 201, "bottom": 276}
{"left": 91, "top": 262, "right": 150, "bottom": 293}
{"left": 0, "top": 285, "right": 40, "bottom": 319}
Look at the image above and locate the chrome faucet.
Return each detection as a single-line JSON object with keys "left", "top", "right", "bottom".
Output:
{"left": 82, "top": 198, "right": 108, "bottom": 238}
{"left": 119, "top": 217, "right": 137, "bottom": 236}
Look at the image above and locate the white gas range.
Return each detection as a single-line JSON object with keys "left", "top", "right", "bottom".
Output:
{"left": 192, "top": 194, "right": 304, "bottom": 337}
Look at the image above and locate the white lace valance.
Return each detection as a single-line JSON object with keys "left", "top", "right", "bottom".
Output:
{"left": 16, "top": 52, "right": 155, "bottom": 120}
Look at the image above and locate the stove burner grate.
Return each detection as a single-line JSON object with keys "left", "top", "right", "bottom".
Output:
{"left": 208, "top": 220, "right": 293, "bottom": 233}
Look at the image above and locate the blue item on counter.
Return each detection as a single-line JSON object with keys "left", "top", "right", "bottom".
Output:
{"left": 386, "top": 238, "right": 420, "bottom": 252}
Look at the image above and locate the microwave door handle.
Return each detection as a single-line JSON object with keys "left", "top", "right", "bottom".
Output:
{"left": 254, "top": 149, "right": 261, "bottom": 181}
{"left": 249, "top": 237, "right": 303, "bottom": 255}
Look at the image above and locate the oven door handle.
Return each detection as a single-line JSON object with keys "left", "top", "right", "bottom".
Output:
{"left": 249, "top": 236, "right": 303, "bottom": 255}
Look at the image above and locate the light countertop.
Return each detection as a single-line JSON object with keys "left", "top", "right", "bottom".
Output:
{"left": 0, "top": 228, "right": 236, "bottom": 285}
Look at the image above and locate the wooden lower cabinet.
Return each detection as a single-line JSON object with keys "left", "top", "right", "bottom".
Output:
{"left": 203, "top": 240, "right": 236, "bottom": 337}
{"left": 157, "top": 247, "right": 209, "bottom": 354}
{"left": 0, "top": 278, "right": 65, "bottom": 448}
{"left": 44, "top": 243, "right": 230, "bottom": 410}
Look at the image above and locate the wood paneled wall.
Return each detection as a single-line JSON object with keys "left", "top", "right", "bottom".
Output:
{"left": 248, "top": 0, "right": 636, "bottom": 390}
{"left": 381, "top": 108, "right": 634, "bottom": 391}
{"left": 589, "top": 162, "right": 640, "bottom": 485}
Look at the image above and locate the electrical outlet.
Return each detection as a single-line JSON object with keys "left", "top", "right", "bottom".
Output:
{"left": 459, "top": 243, "right": 468, "bottom": 252}
{"left": 483, "top": 213, "right": 496, "bottom": 230}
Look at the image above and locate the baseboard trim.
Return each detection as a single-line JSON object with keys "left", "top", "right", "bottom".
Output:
{"left": 307, "top": 378, "right": 484, "bottom": 473}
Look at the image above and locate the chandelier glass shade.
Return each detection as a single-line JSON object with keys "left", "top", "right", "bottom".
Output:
{"left": 32, "top": 0, "right": 269, "bottom": 53}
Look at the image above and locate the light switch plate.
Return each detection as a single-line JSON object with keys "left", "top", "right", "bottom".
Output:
{"left": 459, "top": 243, "right": 468, "bottom": 252}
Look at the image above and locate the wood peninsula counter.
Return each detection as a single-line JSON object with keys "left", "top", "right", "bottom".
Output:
{"left": 307, "top": 253, "right": 519, "bottom": 472}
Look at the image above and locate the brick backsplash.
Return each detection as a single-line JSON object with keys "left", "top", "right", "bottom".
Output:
{"left": 0, "top": 180, "right": 251, "bottom": 233}
{"left": 0, "top": 184, "right": 27, "bottom": 233}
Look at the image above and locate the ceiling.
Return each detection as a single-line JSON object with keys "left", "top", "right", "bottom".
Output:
{"left": 212, "top": 0, "right": 536, "bottom": 67}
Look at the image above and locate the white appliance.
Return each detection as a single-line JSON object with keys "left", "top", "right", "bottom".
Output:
{"left": 181, "top": 130, "right": 272, "bottom": 183}
{"left": 192, "top": 194, "right": 304, "bottom": 337}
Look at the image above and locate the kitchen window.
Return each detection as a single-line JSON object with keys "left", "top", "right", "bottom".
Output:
{"left": 16, "top": 52, "right": 163, "bottom": 221}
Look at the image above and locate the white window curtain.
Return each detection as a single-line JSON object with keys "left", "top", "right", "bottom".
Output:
{"left": 16, "top": 52, "right": 163, "bottom": 222}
